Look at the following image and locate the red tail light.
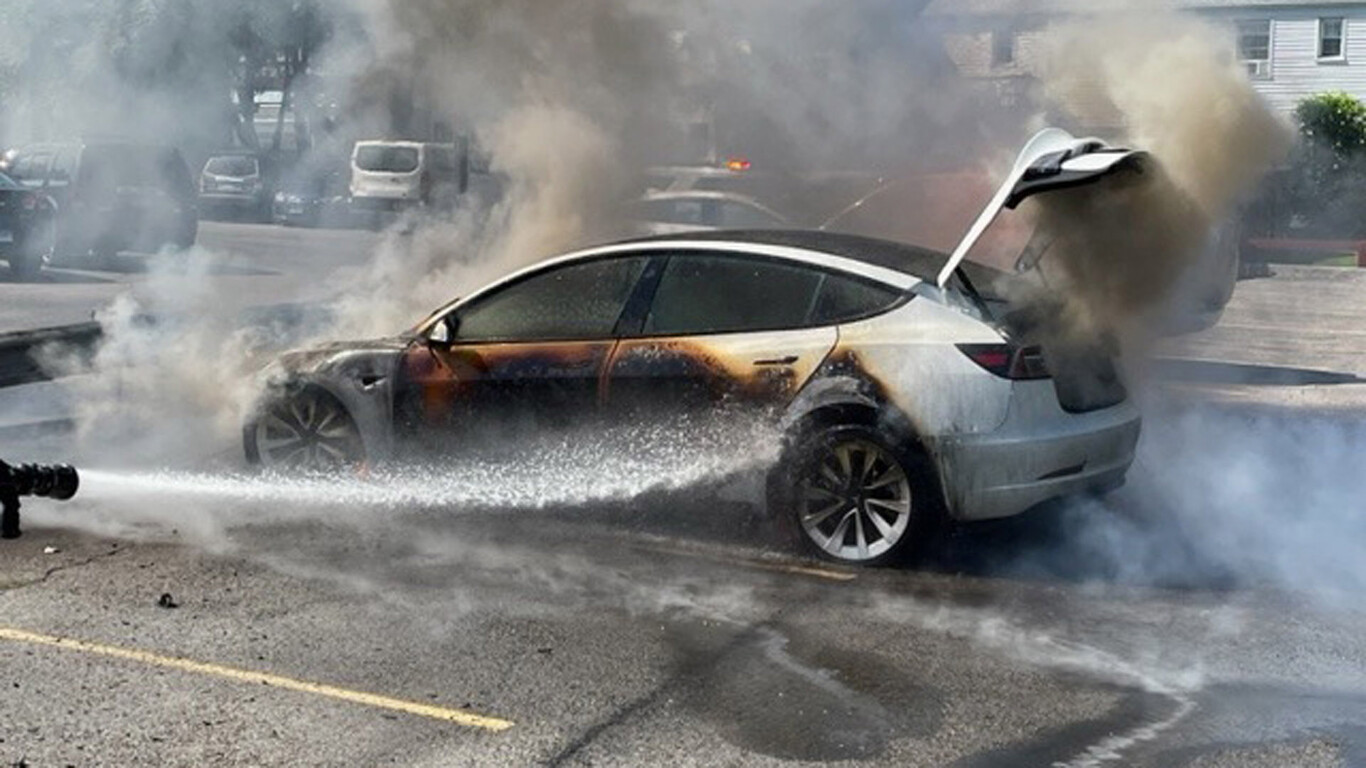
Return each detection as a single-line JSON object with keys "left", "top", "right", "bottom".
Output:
{"left": 957, "top": 343, "right": 1050, "bottom": 380}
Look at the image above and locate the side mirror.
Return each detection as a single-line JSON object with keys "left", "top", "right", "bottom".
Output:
{"left": 427, "top": 314, "right": 457, "bottom": 347}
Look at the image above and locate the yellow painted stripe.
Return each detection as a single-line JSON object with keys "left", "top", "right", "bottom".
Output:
{"left": 0, "top": 626, "right": 513, "bottom": 732}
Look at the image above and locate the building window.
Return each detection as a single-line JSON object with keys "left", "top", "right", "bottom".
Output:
{"left": 992, "top": 29, "right": 1016, "bottom": 67}
{"left": 1320, "top": 17, "right": 1346, "bottom": 60}
{"left": 1237, "top": 19, "right": 1272, "bottom": 79}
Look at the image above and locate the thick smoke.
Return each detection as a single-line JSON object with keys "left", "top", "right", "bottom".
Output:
{"left": 323, "top": 0, "right": 993, "bottom": 339}
{"left": 12, "top": 0, "right": 1359, "bottom": 622}
{"left": 1021, "top": 10, "right": 1292, "bottom": 335}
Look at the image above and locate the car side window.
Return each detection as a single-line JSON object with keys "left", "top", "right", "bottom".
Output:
{"left": 456, "top": 256, "right": 649, "bottom": 342}
{"left": 810, "top": 274, "right": 903, "bottom": 325}
{"left": 642, "top": 254, "right": 825, "bottom": 336}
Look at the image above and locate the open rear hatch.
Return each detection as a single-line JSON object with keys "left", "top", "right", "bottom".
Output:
{"left": 943, "top": 128, "right": 1150, "bottom": 413}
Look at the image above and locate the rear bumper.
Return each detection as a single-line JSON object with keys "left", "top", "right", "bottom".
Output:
{"left": 200, "top": 193, "right": 263, "bottom": 209}
{"left": 933, "top": 394, "right": 1141, "bottom": 522}
{"left": 351, "top": 195, "right": 419, "bottom": 212}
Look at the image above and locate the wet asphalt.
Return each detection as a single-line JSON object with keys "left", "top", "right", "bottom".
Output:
{"left": 1, "top": 223, "right": 1365, "bottom": 765}
{"left": 4, "top": 402, "right": 1366, "bottom": 767}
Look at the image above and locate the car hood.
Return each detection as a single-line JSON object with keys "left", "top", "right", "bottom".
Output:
{"left": 267, "top": 336, "right": 413, "bottom": 383}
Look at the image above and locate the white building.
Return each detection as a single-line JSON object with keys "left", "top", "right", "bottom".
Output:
{"left": 923, "top": 0, "right": 1366, "bottom": 115}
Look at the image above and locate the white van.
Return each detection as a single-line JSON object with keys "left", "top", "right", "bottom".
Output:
{"left": 349, "top": 140, "right": 466, "bottom": 213}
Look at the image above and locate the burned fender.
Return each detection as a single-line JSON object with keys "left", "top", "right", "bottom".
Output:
{"left": 246, "top": 337, "right": 412, "bottom": 462}
{"left": 780, "top": 370, "right": 923, "bottom": 451}
{"left": 780, "top": 374, "right": 880, "bottom": 432}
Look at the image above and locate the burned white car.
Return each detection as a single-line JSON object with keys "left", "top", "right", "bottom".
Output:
{"left": 246, "top": 131, "right": 1152, "bottom": 566}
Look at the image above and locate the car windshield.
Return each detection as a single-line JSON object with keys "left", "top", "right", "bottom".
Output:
{"left": 204, "top": 156, "right": 258, "bottom": 177}
{"left": 355, "top": 145, "right": 420, "bottom": 173}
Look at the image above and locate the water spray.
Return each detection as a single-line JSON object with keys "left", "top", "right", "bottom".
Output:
{"left": 0, "top": 460, "right": 80, "bottom": 539}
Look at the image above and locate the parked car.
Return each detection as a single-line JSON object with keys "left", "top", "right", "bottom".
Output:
{"left": 350, "top": 139, "right": 467, "bottom": 219}
{"left": 273, "top": 167, "right": 350, "bottom": 228}
{"left": 0, "top": 171, "right": 57, "bottom": 279}
{"left": 626, "top": 190, "right": 790, "bottom": 235}
{"left": 4, "top": 140, "right": 197, "bottom": 264}
{"left": 199, "top": 152, "right": 272, "bottom": 221}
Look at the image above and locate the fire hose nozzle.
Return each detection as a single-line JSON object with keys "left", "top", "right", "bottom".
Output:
{"left": 1, "top": 460, "right": 80, "bottom": 539}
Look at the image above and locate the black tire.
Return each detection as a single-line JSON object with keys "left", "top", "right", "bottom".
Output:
{"left": 244, "top": 387, "right": 366, "bottom": 471}
{"left": 768, "top": 423, "right": 943, "bottom": 567}
{"left": 7, "top": 251, "right": 39, "bottom": 281}
{"left": 8, "top": 221, "right": 52, "bottom": 281}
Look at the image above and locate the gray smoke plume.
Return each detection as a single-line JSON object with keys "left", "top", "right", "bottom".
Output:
{"left": 1022, "top": 9, "right": 1292, "bottom": 336}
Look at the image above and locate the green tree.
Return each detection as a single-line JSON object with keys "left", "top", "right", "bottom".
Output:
{"left": 1286, "top": 92, "right": 1366, "bottom": 235}
{"left": 1296, "top": 91, "right": 1366, "bottom": 157}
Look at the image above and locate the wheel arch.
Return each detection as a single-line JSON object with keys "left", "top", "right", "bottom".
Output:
{"left": 782, "top": 374, "right": 931, "bottom": 460}
{"left": 778, "top": 374, "right": 951, "bottom": 519}
{"left": 243, "top": 378, "right": 369, "bottom": 465}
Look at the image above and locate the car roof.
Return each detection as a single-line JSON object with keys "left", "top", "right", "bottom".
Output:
{"left": 608, "top": 229, "right": 951, "bottom": 279}
{"left": 421, "top": 229, "right": 998, "bottom": 333}
{"left": 645, "top": 165, "right": 751, "bottom": 176}
{"left": 638, "top": 190, "right": 767, "bottom": 204}
{"left": 18, "top": 140, "right": 177, "bottom": 152}
{"left": 354, "top": 140, "right": 449, "bottom": 149}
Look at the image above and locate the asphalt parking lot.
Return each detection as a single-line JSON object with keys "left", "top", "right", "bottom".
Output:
{"left": 2, "top": 223, "right": 1366, "bottom": 765}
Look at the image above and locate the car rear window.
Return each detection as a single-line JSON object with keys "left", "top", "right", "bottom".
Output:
{"left": 632, "top": 198, "right": 709, "bottom": 226}
{"left": 355, "top": 146, "right": 420, "bottom": 173}
{"left": 204, "top": 156, "right": 258, "bottom": 177}
{"left": 810, "top": 274, "right": 903, "bottom": 325}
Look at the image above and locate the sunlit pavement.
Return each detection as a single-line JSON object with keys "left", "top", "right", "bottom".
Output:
{"left": 0, "top": 221, "right": 377, "bottom": 334}
{"left": 2, "top": 481, "right": 1366, "bottom": 766}
{"left": 2, "top": 225, "right": 1366, "bottom": 764}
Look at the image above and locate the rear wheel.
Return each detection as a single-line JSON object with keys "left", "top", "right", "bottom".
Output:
{"left": 770, "top": 423, "right": 941, "bottom": 567}
{"left": 246, "top": 388, "right": 365, "bottom": 471}
{"left": 9, "top": 219, "right": 53, "bottom": 281}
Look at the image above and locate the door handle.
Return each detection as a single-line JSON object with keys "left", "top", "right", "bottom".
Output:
{"left": 753, "top": 355, "right": 799, "bottom": 367}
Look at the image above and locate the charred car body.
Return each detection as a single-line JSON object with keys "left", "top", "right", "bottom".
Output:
{"left": 245, "top": 131, "right": 1160, "bottom": 566}
{"left": 245, "top": 230, "right": 1139, "bottom": 566}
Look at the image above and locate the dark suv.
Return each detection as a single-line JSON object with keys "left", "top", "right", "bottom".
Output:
{"left": 4, "top": 141, "right": 198, "bottom": 265}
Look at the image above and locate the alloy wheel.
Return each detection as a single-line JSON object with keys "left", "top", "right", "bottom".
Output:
{"left": 796, "top": 438, "right": 913, "bottom": 563}
{"left": 253, "top": 390, "right": 364, "bottom": 470}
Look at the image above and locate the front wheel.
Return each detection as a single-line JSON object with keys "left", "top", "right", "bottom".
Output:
{"left": 770, "top": 424, "right": 941, "bottom": 567}
{"left": 245, "top": 388, "right": 366, "bottom": 471}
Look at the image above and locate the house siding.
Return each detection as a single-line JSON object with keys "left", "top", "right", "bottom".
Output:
{"left": 935, "top": 4, "right": 1366, "bottom": 116}
{"left": 1199, "top": 8, "right": 1366, "bottom": 112}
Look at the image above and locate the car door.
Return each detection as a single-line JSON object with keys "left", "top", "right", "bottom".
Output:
{"left": 393, "top": 254, "right": 652, "bottom": 455}
{"left": 605, "top": 251, "right": 839, "bottom": 425}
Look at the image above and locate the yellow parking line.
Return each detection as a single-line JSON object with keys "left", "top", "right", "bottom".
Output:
{"left": 0, "top": 626, "right": 513, "bottom": 732}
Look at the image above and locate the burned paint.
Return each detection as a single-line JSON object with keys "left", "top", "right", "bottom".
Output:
{"left": 391, "top": 339, "right": 617, "bottom": 452}
{"left": 607, "top": 328, "right": 838, "bottom": 418}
